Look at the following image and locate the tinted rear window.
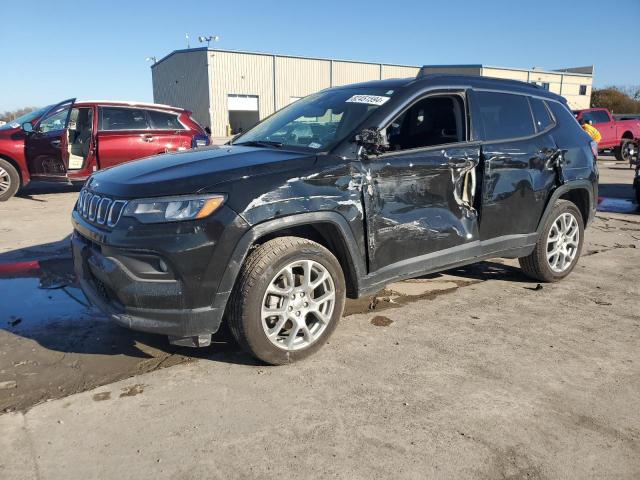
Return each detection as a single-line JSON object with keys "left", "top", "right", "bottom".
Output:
{"left": 147, "top": 110, "right": 184, "bottom": 130}
{"left": 529, "top": 98, "right": 554, "bottom": 132}
{"left": 475, "top": 91, "right": 535, "bottom": 141}
{"left": 99, "top": 107, "right": 149, "bottom": 131}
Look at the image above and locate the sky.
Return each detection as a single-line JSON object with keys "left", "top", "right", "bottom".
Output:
{"left": 1, "top": 0, "right": 638, "bottom": 111}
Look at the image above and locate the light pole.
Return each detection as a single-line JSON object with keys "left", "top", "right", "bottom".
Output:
{"left": 198, "top": 35, "right": 220, "bottom": 48}
{"left": 145, "top": 56, "right": 157, "bottom": 65}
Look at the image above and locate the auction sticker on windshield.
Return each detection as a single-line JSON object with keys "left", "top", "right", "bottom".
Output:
{"left": 346, "top": 95, "right": 390, "bottom": 106}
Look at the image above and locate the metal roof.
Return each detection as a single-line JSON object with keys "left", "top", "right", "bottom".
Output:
{"left": 423, "top": 64, "right": 594, "bottom": 77}
{"left": 150, "top": 47, "right": 421, "bottom": 70}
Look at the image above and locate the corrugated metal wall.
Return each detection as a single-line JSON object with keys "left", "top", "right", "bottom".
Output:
{"left": 205, "top": 51, "right": 420, "bottom": 136}
{"left": 154, "top": 49, "right": 595, "bottom": 136}
{"left": 274, "top": 56, "right": 331, "bottom": 110}
{"left": 332, "top": 61, "right": 381, "bottom": 86}
{"left": 209, "top": 51, "right": 275, "bottom": 137}
{"left": 382, "top": 65, "right": 420, "bottom": 79}
{"left": 151, "top": 50, "right": 211, "bottom": 129}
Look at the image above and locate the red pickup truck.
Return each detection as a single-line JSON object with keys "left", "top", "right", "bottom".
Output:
{"left": 573, "top": 108, "right": 640, "bottom": 164}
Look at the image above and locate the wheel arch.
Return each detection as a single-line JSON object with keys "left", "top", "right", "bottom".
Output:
{"left": 213, "top": 212, "right": 367, "bottom": 317}
{"left": 537, "top": 182, "right": 594, "bottom": 234}
{"left": 621, "top": 131, "right": 634, "bottom": 140}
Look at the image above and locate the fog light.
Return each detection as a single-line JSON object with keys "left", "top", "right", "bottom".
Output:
{"left": 158, "top": 259, "right": 168, "bottom": 272}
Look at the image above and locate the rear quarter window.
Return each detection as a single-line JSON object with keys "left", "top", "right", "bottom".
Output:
{"left": 99, "top": 107, "right": 149, "bottom": 131}
{"left": 547, "top": 101, "right": 590, "bottom": 145}
{"left": 147, "top": 110, "right": 185, "bottom": 130}
{"left": 475, "top": 91, "right": 535, "bottom": 141}
{"left": 529, "top": 98, "right": 554, "bottom": 132}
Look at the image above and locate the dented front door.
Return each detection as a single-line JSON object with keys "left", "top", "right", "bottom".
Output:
{"left": 362, "top": 145, "right": 481, "bottom": 272}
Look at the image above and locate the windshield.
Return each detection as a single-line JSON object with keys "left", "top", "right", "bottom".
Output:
{"left": 0, "top": 106, "right": 50, "bottom": 130}
{"left": 232, "top": 87, "right": 396, "bottom": 151}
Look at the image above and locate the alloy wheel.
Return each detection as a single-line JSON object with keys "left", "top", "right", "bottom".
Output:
{"left": 546, "top": 212, "right": 580, "bottom": 273}
{"left": 261, "top": 259, "right": 335, "bottom": 351}
{"left": 622, "top": 141, "right": 634, "bottom": 162}
{"left": 0, "top": 166, "right": 11, "bottom": 195}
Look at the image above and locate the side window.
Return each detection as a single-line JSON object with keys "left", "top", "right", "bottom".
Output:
{"left": 384, "top": 95, "right": 465, "bottom": 151}
{"left": 99, "top": 107, "right": 149, "bottom": 131}
{"left": 475, "top": 91, "right": 535, "bottom": 141}
{"left": 147, "top": 110, "right": 185, "bottom": 130}
{"left": 592, "top": 110, "right": 610, "bottom": 124}
{"left": 38, "top": 105, "right": 72, "bottom": 133}
{"left": 529, "top": 98, "right": 554, "bottom": 132}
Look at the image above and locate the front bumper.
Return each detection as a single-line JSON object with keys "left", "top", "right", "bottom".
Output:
{"left": 71, "top": 205, "right": 248, "bottom": 339}
{"left": 72, "top": 233, "right": 222, "bottom": 337}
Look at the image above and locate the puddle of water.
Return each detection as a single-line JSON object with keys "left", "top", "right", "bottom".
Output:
{"left": 1, "top": 277, "right": 100, "bottom": 333}
{"left": 597, "top": 197, "right": 638, "bottom": 214}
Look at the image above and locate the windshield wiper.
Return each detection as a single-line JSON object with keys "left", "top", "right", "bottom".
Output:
{"left": 234, "top": 140, "right": 284, "bottom": 148}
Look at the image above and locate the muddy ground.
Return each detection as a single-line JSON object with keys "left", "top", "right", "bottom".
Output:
{"left": 0, "top": 157, "right": 638, "bottom": 415}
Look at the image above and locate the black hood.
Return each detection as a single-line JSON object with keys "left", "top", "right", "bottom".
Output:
{"left": 87, "top": 145, "right": 316, "bottom": 198}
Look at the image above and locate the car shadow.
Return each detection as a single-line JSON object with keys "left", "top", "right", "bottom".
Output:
{"left": 0, "top": 239, "right": 536, "bottom": 368}
{"left": 0, "top": 246, "right": 260, "bottom": 367}
{"left": 442, "top": 260, "right": 534, "bottom": 284}
{"left": 17, "top": 182, "right": 83, "bottom": 201}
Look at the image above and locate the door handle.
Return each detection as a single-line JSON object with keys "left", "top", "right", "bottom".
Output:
{"left": 141, "top": 134, "right": 155, "bottom": 142}
{"left": 51, "top": 140, "right": 61, "bottom": 148}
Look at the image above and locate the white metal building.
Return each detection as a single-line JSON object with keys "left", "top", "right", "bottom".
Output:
{"left": 150, "top": 48, "right": 594, "bottom": 137}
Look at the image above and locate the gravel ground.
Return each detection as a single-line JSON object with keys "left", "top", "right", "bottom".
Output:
{"left": 0, "top": 157, "right": 638, "bottom": 479}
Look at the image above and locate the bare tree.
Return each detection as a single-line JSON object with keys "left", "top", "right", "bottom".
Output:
{"left": 0, "top": 107, "right": 40, "bottom": 123}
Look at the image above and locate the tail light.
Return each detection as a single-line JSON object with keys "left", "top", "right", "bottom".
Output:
{"left": 590, "top": 141, "right": 598, "bottom": 159}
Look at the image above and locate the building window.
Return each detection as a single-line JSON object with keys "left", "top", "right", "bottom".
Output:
{"left": 579, "top": 85, "right": 587, "bottom": 96}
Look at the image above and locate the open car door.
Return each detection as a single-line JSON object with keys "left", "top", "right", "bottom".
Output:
{"left": 25, "top": 98, "right": 76, "bottom": 180}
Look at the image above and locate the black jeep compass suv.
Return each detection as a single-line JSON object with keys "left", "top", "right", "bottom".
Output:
{"left": 72, "top": 72, "right": 598, "bottom": 364}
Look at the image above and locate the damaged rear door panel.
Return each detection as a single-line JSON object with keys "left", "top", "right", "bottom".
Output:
{"left": 469, "top": 90, "right": 560, "bottom": 248}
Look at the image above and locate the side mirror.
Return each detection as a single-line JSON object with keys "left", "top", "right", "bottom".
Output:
{"left": 21, "top": 122, "right": 33, "bottom": 133}
{"left": 355, "top": 128, "right": 386, "bottom": 158}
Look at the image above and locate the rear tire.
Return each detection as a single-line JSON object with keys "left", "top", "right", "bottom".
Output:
{"left": 519, "top": 200, "right": 584, "bottom": 282}
{"left": 0, "top": 159, "right": 20, "bottom": 201}
{"left": 613, "top": 139, "right": 633, "bottom": 164}
{"left": 228, "top": 236, "right": 346, "bottom": 365}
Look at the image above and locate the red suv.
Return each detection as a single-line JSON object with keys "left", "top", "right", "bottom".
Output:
{"left": 0, "top": 99, "right": 209, "bottom": 200}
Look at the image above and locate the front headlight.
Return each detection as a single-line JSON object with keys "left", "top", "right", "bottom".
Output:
{"left": 123, "top": 194, "right": 226, "bottom": 223}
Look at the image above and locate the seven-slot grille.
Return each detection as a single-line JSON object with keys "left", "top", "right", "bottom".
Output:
{"left": 76, "top": 189, "right": 127, "bottom": 227}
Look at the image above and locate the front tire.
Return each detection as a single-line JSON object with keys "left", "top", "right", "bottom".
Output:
{"left": 0, "top": 159, "right": 20, "bottom": 201}
{"left": 519, "top": 200, "right": 584, "bottom": 282}
{"left": 613, "top": 139, "right": 633, "bottom": 164}
{"left": 228, "top": 236, "right": 346, "bottom": 365}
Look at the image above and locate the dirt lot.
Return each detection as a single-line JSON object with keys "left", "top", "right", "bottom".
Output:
{"left": 0, "top": 157, "right": 639, "bottom": 478}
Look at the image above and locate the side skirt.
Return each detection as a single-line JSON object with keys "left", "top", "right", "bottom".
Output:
{"left": 357, "top": 233, "right": 537, "bottom": 296}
